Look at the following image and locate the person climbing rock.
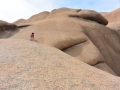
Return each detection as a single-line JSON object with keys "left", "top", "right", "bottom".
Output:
{"left": 30, "top": 32, "right": 34, "bottom": 40}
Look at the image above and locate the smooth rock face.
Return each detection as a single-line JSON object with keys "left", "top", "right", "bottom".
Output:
{"left": 81, "top": 21, "right": 120, "bottom": 76}
{"left": 13, "top": 19, "right": 26, "bottom": 25}
{"left": 98, "top": 8, "right": 120, "bottom": 75}
{"left": 0, "top": 39, "right": 120, "bottom": 90}
{"left": 108, "top": 22, "right": 120, "bottom": 30}
{"left": 94, "top": 63, "right": 116, "bottom": 75}
{"left": 25, "top": 11, "right": 50, "bottom": 23}
{"left": 63, "top": 40, "right": 104, "bottom": 65}
{"left": 70, "top": 10, "right": 108, "bottom": 25}
{"left": 103, "top": 8, "right": 120, "bottom": 23}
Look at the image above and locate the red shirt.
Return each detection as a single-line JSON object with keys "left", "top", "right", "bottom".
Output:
{"left": 31, "top": 34, "right": 34, "bottom": 38}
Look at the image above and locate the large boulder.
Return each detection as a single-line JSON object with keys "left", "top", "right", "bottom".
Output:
{"left": 26, "top": 11, "right": 50, "bottom": 23}
{"left": 0, "top": 39, "right": 120, "bottom": 90}
{"left": 10, "top": 18, "right": 105, "bottom": 68}
{"left": 0, "top": 20, "right": 8, "bottom": 25}
{"left": 46, "top": 8, "right": 76, "bottom": 18}
{"left": 69, "top": 10, "right": 108, "bottom": 25}
{"left": 102, "top": 8, "right": 120, "bottom": 32}
{"left": 79, "top": 20, "right": 120, "bottom": 76}
{"left": 0, "top": 20, "right": 17, "bottom": 29}
{"left": 102, "top": 8, "right": 120, "bottom": 23}
{"left": 13, "top": 19, "right": 26, "bottom": 25}
{"left": 46, "top": 8, "right": 108, "bottom": 25}
{"left": 14, "top": 11, "right": 50, "bottom": 26}
{"left": 0, "top": 20, "right": 18, "bottom": 38}
{"left": 6, "top": 8, "right": 120, "bottom": 76}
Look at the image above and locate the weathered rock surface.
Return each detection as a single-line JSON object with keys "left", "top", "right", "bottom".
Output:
{"left": 103, "top": 8, "right": 120, "bottom": 23}
{"left": 0, "top": 39, "right": 120, "bottom": 90}
{"left": 14, "top": 11, "right": 50, "bottom": 26}
{"left": 0, "top": 20, "right": 18, "bottom": 38}
{"left": 13, "top": 19, "right": 26, "bottom": 25}
{"left": 0, "top": 20, "right": 17, "bottom": 30}
{"left": 94, "top": 63, "right": 116, "bottom": 75}
{"left": 70, "top": 10, "right": 108, "bottom": 25}
{"left": 107, "top": 22, "right": 120, "bottom": 31}
{"left": 10, "top": 18, "right": 106, "bottom": 70}
{"left": 7, "top": 8, "right": 120, "bottom": 76}
{"left": 26, "top": 11, "right": 50, "bottom": 22}
{"left": 0, "top": 7, "right": 120, "bottom": 89}
{"left": 102, "top": 8, "right": 120, "bottom": 31}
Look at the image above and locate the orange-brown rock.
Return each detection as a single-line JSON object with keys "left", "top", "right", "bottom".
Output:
{"left": 0, "top": 20, "right": 18, "bottom": 38}
{"left": 1, "top": 7, "right": 120, "bottom": 89}
{"left": 0, "top": 20, "right": 17, "bottom": 30}
{"left": 107, "top": 22, "right": 120, "bottom": 31}
{"left": 102, "top": 8, "right": 120, "bottom": 32}
{"left": 13, "top": 19, "right": 26, "bottom": 25}
{"left": 6, "top": 8, "right": 120, "bottom": 76}
{"left": 100, "top": 12, "right": 108, "bottom": 16}
{"left": 94, "top": 63, "right": 116, "bottom": 75}
{"left": 0, "top": 39, "right": 120, "bottom": 90}
{"left": 80, "top": 20, "right": 120, "bottom": 76}
{"left": 103, "top": 8, "right": 120, "bottom": 23}
{"left": 26, "top": 11, "right": 50, "bottom": 22}
{"left": 14, "top": 11, "right": 50, "bottom": 26}
{"left": 69, "top": 10, "right": 108, "bottom": 25}
{"left": 0, "top": 20, "right": 8, "bottom": 25}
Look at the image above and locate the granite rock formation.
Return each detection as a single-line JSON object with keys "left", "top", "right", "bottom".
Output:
{"left": 0, "top": 20, "right": 18, "bottom": 38}
{"left": 0, "top": 39, "right": 120, "bottom": 90}
{"left": 0, "top": 7, "right": 120, "bottom": 90}
{"left": 11, "top": 8, "right": 120, "bottom": 75}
